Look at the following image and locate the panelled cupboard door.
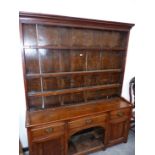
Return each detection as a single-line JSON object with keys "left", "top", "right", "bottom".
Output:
{"left": 31, "top": 136, "right": 64, "bottom": 155}
{"left": 108, "top": 118, "right": 129, "bottom": 145}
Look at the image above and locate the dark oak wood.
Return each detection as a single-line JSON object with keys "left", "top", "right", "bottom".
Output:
{"left": 19, "top": 12, "right": 134, "bottom": 31}
{"left": 20, "top": 12, "right": 134, "bottom": 155}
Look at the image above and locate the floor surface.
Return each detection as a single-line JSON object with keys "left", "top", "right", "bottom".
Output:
{"left": 89, "top": 131, "right": 135, "bottom": 155}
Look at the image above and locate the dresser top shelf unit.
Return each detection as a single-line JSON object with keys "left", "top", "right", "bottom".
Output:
{"left": 20, "top": 12, "right": 134, "bottom": 112}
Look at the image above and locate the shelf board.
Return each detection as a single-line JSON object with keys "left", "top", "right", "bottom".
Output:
{"left": 28, "top": 83, "right": 121, "bottom": 97}
{"left": 23, "top": 45, "right": 126, "bottom": 51}
{"left": 26, "top": 69, "right": 122, "bottom": 78}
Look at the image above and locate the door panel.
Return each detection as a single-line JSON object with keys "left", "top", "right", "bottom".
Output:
{"left": 108, "top": 118, "right": 129, "bottom": 145}
{"left": 31, "top": 137, "right": 64, "bottom": 155}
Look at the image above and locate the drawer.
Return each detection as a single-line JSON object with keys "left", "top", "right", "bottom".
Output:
{"left": 31, "top": 122, "right": 65, "bottom": 141}
{"left": 68, "top": 114, "right": 107, "bottom": 129}
{"left": 110, "top": 108, "right": 131, "bottom": 119}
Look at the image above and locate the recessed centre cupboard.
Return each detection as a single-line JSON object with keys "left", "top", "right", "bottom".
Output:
{"left": 19, "top": 12, "right": 134, "bottom": 155}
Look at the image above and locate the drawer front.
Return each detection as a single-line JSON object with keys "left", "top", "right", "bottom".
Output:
{"left": 31, "top": 122, "right": 65, "bottom": 141}
{"left": 68, "top": 114, "right": 107, "bottom": 129}
{"left": 110, "top": 108, "right": 131, "bottom": 120}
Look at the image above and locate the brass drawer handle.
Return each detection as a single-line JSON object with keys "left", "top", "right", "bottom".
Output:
{"left": 44, "top": 127, "right": 53, "bottom": 134}
{"left": 85, "top": 119, "right": 92, "bottom": 124}
{"left": 117, "top": 112, "right": 124, "bottom": 117}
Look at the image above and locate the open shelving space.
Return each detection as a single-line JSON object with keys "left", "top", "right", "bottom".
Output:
{"left": 27, "top": 82, "right": 121, "bottom": 111}
{"left": 28, "top": 83, "right": 121, "bottom": 97}
{"left": 21, "top": 18, "right": 128, "bottom": 111}
{"left": 68, "top": 127, "right": 105, "bottom": 155}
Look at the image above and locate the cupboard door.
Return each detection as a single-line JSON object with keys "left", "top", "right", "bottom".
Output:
{"left": 108, "top": 117, "right": 129, "bottom": 145}
{"left": 31, "top": 136, "right": 64, "bottom": 155}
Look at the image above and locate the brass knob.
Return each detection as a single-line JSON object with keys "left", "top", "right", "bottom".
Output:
{"left": 117, "top": 112, "right": 124, "bottom": 117}
{"left": 45, "top": 127, "right": 53, "bottom": 133}
{"left": 85, "top": 119, "right": 92, "bottom": 124}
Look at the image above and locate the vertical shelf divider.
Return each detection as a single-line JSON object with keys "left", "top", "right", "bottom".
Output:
{"left": 36, "top": 24, "right": 45, "bottom": 109}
